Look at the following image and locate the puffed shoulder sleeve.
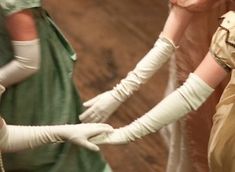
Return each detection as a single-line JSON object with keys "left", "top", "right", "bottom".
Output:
{"left": 210, "top": 11, "right": 235, "bottom": 72}
{"left": 0, "top": 0, "right": 41, "bottom": 16}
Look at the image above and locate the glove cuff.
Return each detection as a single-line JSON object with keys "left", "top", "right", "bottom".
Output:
{"left": 158, "top": 34, "right": 179, "bottom": 49}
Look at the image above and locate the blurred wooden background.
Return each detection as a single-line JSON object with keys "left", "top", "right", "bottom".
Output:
{"left": 45, "top": 1, "right": 169, "bottom": 171}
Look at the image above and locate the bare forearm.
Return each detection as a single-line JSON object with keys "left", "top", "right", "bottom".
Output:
{"left": 161, "top": 6, "right": 193, "bottom": 45}
{"left": 5, "top": 10, "right": 38, "bottom": 40}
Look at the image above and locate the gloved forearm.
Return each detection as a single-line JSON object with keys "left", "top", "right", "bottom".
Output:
{"left": 111, "top": 36, "right": 177, "bottom": 102}
{"left": 0, "top": 39, "right": 40, "bottom": 87}
{"left": 0, "top": 121, "right": 62, "bottom": 152}
{"left": 91, "top": 73, "right": 214, "bottom": 144}
{"left": 79, "top": 36, "right": 176, "bottom": 123}
{"left": 80, "top": 7, "right": 194, "bottom": 123}
{"left": 0, "top": 119, "right": 113, "bottom": 152}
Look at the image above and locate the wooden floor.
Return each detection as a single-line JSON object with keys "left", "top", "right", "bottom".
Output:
{"left": 45, "top": 1, "right": 169, "bottom": 171}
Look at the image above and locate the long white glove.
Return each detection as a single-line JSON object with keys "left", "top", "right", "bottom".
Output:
{"left": 90, "top": 73, "right": 214, "bottom": 144}
{"left": 0, "top": 39, "right": 40, "bottom": 87}
{"left": 0, "top": 120, "right": 113, "bottom": 152}
{"left": 79, "top": 36, "right": 177, "bottom": 123}
{"left": 0, "top": 85, "right": 113, "bottom": 152}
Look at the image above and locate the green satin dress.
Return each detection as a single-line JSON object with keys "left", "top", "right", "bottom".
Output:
{"left": 0, "top": 1, "right": 111, "bottom": 172}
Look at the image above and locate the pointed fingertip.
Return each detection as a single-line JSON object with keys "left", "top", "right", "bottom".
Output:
{"left": 83, "top": 102, "right": 89, "bottom": 107}
{"left": 89, "top": 145, "right": 100, "bottom": 152}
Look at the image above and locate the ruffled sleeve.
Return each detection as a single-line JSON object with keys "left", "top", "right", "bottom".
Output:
{"left": 210, "top": 11, "right": 235, "bottom": 72}
{"left": 0, "top": 0, "right": 41, "bottom": 16}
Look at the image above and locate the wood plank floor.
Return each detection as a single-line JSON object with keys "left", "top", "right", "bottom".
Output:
{"left": 45, "top": 1, "right": 169, "bottom": 171}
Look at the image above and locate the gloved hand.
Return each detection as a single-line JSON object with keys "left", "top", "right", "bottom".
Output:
{"left": 80, "top": 36, "right": 176, "bottom": 123}
{"left": 90, "top": 73, "right": 214, "bottom": 144}
{"left": 79, "top": 91, "right": 122, "bottom": 123}
{"left": 0, "top": 120, "right": 113, "bottom": 152}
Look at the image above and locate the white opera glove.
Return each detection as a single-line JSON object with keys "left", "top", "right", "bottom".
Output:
{"left": 80, "top": 91, "right": 122, "bottom": 123}
{"left": 0, "top": 39, "right": 40, "bottom": 87}
{"left": 111, "top": 36, "right": 176, "bottom": 102}
{"left": 0, "top": 120, "right": 113, "bottom": 152}
{"left": 80, "top": 36, "right": 176, "bottom": 123}
{"left": 90, "top": 73, "right": 214, "bottom": 144}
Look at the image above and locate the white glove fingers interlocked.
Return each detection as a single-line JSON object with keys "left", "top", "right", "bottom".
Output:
{"left": 71, "top": 124, "right": 113, "bottom": 151}
{"left": 84, "top": 123, "right": 114, "bottom": 137}
{"left": 90, "top": 128, "right": 129, "bottom": 145}
{"left": 89, "top": 133, "right": 110, "bottom": 145}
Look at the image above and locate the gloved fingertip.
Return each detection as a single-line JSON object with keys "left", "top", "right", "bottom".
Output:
{"left": 83, "top": 102, "right": 89, "bottom": 106}
{"left": 83, "top": 96, "right": 99, "bottom": 107}
{"left": 87, "top": 143, "right": 100, "bottom": 152}
{"left": 78, "top": 115, "right": 85, "bottom": 122}
{"left": 93, "top": 146, "right": 100, "bottom": 152}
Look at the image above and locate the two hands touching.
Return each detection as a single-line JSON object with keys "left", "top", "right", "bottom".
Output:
{"left": 79, "top": 6, "right": 220, "bottom": 145}
{"left": 0, "top": 85, "right": 114, "bottom": 153}
{"left": 87, "top": 73, "right": 215, "bottom": 145}
{"left": 0, "top": 1, "right": 224, "bottom": 154}
{"left": 80, "top": 35, "right": 186, "bottom": 145}
{"left": 80, "top": 2, "right": 225, "bottom": 147}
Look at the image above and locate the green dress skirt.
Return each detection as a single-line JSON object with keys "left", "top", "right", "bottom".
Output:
{"left": 0, "top": 8, "right": 111, "bottom": 172}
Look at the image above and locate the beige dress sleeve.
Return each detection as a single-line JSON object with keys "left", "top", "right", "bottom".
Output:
{"left": 210, "top": 11, "right": 235, "bottom": 72}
